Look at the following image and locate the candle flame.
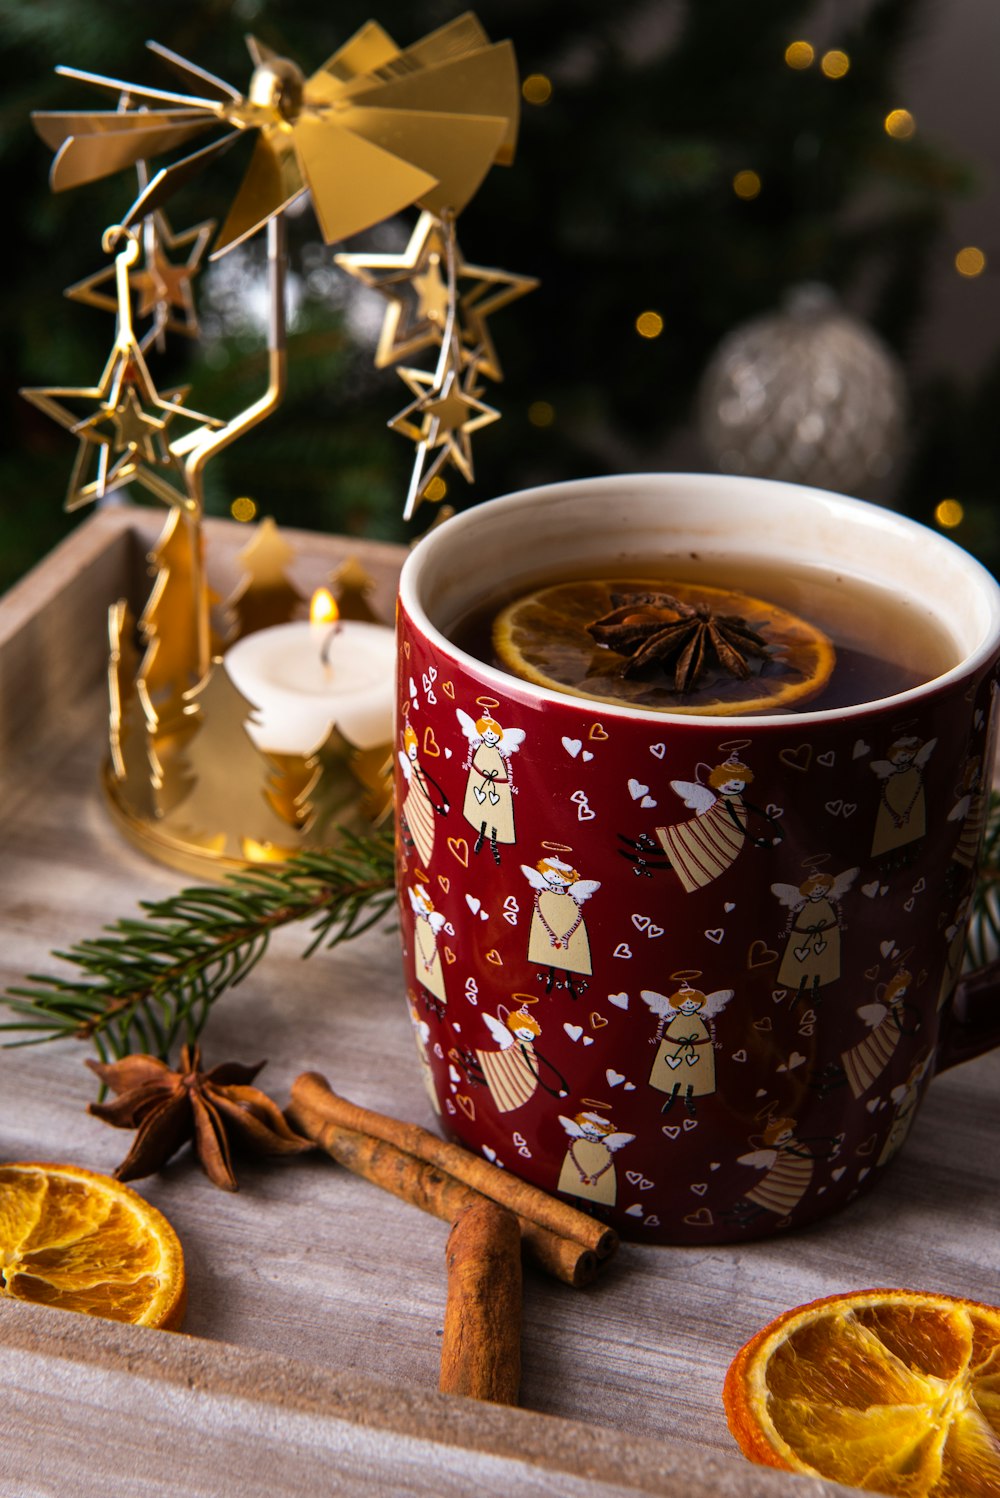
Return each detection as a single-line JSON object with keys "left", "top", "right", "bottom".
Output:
{"left": 310, "top": 588, "right": 339, "bottom": 626}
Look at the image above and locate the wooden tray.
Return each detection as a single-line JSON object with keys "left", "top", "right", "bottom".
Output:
{"left": 2, "top": 507, "right": 997, "bottom": 1497}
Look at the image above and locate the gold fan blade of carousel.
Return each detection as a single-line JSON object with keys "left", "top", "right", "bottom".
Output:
{"left": 308, "top": 19, "right": 402, "bottom": 82}
{"left": 215, "top": 113, "right": 438, "bottom": 254}
{"left": 321, "top": 108, "right": 509, "bottom": 234}
{"left": 300, "top": 48, "right": 519, "bottom": 226}
{"left": 43, "top": 111, "right": 215, "bottom": 193}
{"left": 338, "top": 41, "right": 521, "bottom": 191}
{"left": 306, "top": 13, "right": 488, "bottom": 99}
{"left": 336, "top": 12, "right": 492, "bottom": 90}
{"left": 122, "top": 132, "right": 244, "bottom": 230}
{"left": 387, "top": 11, "right": 492, "bottom": 70}
{"left": 33, "top": 105, "right": 208, "bottom": 152}
{"left": 35, "top": 20, "right": 518, "bottom": 255}
{"left": 212, "top": 130, "right": 306, "bottom": 254}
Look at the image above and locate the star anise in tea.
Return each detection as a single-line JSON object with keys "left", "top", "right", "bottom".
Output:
{"left": 587, "top": 590, "right": 772, "bottom": 694}
{"left": 87, "top": 1043, "right": 313, "bottom": 1192}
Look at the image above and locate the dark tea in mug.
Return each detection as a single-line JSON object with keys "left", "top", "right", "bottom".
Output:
{"left": 446, "top": 553, "right": 961, "bottom": 717}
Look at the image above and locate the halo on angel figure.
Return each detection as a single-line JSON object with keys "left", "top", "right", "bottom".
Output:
{"left": 670, "top": 968, "right": 703, "bottom": 984}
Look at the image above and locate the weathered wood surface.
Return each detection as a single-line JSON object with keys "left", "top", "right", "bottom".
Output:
{"left": 1, "top": 509, "right": 998, "bottom": 1497}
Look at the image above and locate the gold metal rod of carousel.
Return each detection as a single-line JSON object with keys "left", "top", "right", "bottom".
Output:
{"left": 180, "top": 214, "right": 289, "bottom": 677}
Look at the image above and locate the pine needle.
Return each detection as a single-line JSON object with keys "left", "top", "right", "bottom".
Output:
{"left": 1, "top": 826, "right": 395, "bottom": 1060}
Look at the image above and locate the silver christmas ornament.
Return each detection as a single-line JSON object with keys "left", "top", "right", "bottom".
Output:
{"left": 697, "top": 285, "right": 907, "bottom": 501}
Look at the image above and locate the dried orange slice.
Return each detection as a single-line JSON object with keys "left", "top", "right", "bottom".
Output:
{"left": 493, "top": 578, "right": 834, "bottom": 715}
{"left": 724, "top": 1288, "right": 1000, "bottom": 1495}
{"left": 0, "top": 1162, "right": 186, "bottom": 1329}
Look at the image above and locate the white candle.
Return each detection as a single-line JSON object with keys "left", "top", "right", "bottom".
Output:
{"left": 224, "top": 617, "right": 395, "bottom": 756}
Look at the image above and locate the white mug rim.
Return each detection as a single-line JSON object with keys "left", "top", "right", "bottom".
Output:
{"left": 399, "top": 473, "right": 1000, "bottom": 728}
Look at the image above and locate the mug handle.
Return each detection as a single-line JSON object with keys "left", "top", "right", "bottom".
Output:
{"left": 936, "top": 959, "right": 1000, "bottom": 1072}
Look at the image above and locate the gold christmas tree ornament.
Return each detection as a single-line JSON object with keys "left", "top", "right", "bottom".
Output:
{"left": 24, "top": 15, "right": 535, "bottom": 875}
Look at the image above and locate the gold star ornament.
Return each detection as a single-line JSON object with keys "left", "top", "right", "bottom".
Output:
{"left": 21, "top": 228, "right": 221, "bottom": 510}
{"left": 65, "top": 210, "right": 213, "bottom": 346}
{"left": 389, "top": 340, "right": 500, "bottom": 519}
{"left": 33, "top": 15, "right": 520, "bottom": 255}
{"left": 336, "top": 209, "right": 537, "bottom": 377}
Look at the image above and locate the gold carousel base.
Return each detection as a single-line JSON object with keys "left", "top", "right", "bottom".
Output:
{"left": 100, "top": 760, "right": 379, "bottom": 881}
{"left": 100, "top": 762, "right": 311, "bottom": 879}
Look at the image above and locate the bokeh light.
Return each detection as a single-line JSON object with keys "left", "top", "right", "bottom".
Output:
{"left": 635, "top": 310, "right": 665, "bottom": 339}
{"left": 821, "top": 50, "right": 850, "bottom": 79}
{"left": 934, "top": 498, "right": 965, "bottom": 529}
{"left": 230, "top": 496, "right": 257, "bottom": 522}
{"left": 423, "top": 475, "right": 448, "bottom": 502}
{"left": 784, "top": 41, "right": 815, "bottom": 69}
{"left": 528, "top": 400, "right": 556, "bottom": 427}
{"left": 522, "top": 74, "right": 553, "bottom": 105}
{"left": 732, "top": 170, "right": 762, "bottom": 200}
{"left": 884, "top": 108, "right": 916, "bottom": 139}
{"left": 955, "top": 246, "right": 987, "bottom": 278}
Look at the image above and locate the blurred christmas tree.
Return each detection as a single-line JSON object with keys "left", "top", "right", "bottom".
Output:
{"left": 2, "top": 0, "right": 995, "bottom": 594}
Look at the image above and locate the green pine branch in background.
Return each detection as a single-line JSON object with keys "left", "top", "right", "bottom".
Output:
{"left": 0, "top": 828, "right": 395, "bottom": 1064}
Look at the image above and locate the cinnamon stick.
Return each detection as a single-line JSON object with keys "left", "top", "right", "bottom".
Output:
{"left": 289, "top": 1071, "right": 618, "bottom": 1261}
{"left": 287, "top": 1090, "right": 599, "bottom": 1288}
{"left": 439, "top": 1200, "right": 521, "bottom": 1405}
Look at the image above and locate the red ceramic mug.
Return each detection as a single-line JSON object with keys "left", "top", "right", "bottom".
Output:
{"left": 394, "top": 473, "right": 1000, "bottom": 1243}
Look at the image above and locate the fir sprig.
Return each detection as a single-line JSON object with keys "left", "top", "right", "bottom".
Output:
{"left": 1, "top": 828, "right": 395, "bottom": 1063}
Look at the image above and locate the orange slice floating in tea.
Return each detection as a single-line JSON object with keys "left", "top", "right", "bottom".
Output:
{"left": 0, "top": 1161, "right": 186, "bottom": 1328}
{"left": 493, "top": 578, "right": 834, "bottom": 715}
{"left": 723, "top": 1287, "right": 1000, "bottom": 1495}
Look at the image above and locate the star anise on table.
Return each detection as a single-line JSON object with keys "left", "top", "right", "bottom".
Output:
{"left": 86, "top": 1044, "right": 313, "bottom": 1192}
{"left": 587, "top": 591, "right": 772, "bottom": 694}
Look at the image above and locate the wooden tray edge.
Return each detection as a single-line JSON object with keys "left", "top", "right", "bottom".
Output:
{"left": 0, "top": 1298, "right": 850, "bottom": 1497}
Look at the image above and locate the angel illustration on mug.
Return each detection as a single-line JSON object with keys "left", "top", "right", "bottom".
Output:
{"left": 639, "top": 977, "right": 735, "bottom": 1116}
{"left": 770, "top": 860, "right": 859, "bottom": 1006}
{"left": 619, "top": 744, "right": 782, "bottom": 889}
{"left": 406, "top": 882, "right": 451, "bottom": 1018}
{"left": 869, "top": 733, "right": 937, "bottom": 859}
{"left": 841, "top": 963, "right": 921, "bottom": 1099}
{"left": 521, "top": 849, "right": 600, "bottom": 999}
{"left": 464, "top": 1002, "right": 570, "bottom": 1114}
{"left": 397, "top": 722, "right": 449, "bottom": 868}
{"left": 556, "top": 1110, "right": 635, "bottom": 1208}
{"left": 456, "top": 704, "right": 525, "bottom": 865}
{"left": 733, "top": 1114, "right": 841, "bottom": 1224}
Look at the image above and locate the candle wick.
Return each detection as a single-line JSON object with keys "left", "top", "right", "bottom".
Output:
{"left": 320, "top": 621, "right": 341, "bottom": 668}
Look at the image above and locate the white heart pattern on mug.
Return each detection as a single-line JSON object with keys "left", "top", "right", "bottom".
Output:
{"left": 631, "top": 914, "right": 664, "bottom": 938}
